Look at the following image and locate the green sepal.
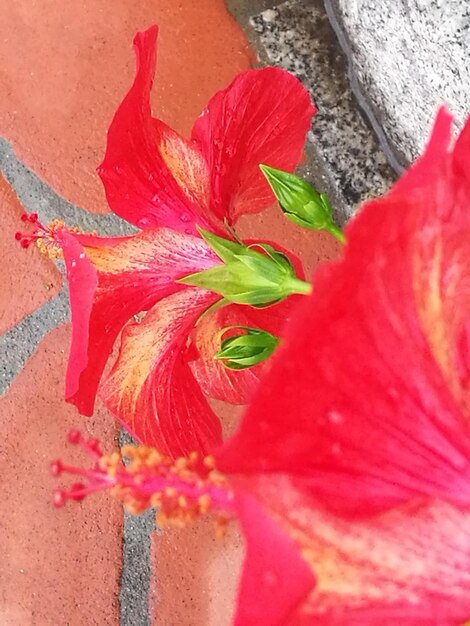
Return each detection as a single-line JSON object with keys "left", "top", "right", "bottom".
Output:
{"left": 215, "top": 326, "right": 279, "bottom": 370}
{"left": 248, "top": 243, "right": 295, "bottom": 275}
{"left": 197, "top": 227, "right": 245, "bottom": 263}
{"left": 179, "top": 229, "right": 311, "bottom": 305}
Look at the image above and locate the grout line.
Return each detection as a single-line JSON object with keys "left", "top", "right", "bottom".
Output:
{"left": 0, "top": 278, "right": 70, "bottom": 396}
{"left": 120, "top": 510, "right": 156, "bottom": 626}
{"left": 119, "top": 430, "right": 156, "bottom": 626}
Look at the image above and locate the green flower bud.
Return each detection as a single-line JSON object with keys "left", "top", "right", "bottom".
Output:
{"left": 260, "top": 164, "right": 345, "bottom": 243}
{"left": 179, "top": 229, "right": 311, "bottom": 306}
{"left": 215, "top": 326, "right": 279, "bottom": 370}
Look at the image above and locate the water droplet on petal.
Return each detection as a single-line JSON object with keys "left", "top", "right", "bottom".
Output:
{"left": 327, "top": 410, "right": 344, "bottom": 425}
{"left": 180, "top": 212, "right": 191, "bottom": 223}
{"left": 331, "top": 443, "right": 342, "bottom": 456}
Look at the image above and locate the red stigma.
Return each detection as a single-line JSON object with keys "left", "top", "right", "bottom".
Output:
{"left": 15, "top": 212, "right": 70, "bottom": 259}
{"left": 53, "top": 490, "right": 66, "bottom": 508}
{"left": 50, "top": 459, "right": 63, "bottom": 477}
{"left": 87, "top": 437, "right": 101, "bottom": 454}
{"left": 69, "top": 482, "right": 87, "bottom": 501}
{"left": 67, "top": 429, "right": 82, "bottom": 445}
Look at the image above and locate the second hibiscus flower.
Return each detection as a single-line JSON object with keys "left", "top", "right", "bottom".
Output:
{"left": 27, "top": 25, "right": 316, "bottom": 456}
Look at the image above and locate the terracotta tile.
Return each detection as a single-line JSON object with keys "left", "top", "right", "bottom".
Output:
{"left": 0, "top": 173, "right": 62, "bottom": 333}
{"left": 0, "top": 1, "right": 255, "bottom": 214}
{"left": 0, "top": 324, "right": 123, "bottom": 624}
{"left": 150, "top": 517, "right": 244, "bottom": 626}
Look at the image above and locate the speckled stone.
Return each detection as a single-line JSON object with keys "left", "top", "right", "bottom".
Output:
{"left": 325, "top": 0, "right": 470, "bottom": 169}
{"left": 250, "top": 0, "right": 395, "bottom": 217}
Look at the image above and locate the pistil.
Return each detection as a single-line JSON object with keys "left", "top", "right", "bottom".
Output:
{"left": 52, "top": 430, "right": 235, "bottom": 529}
{"left": 15, "top": 212, "right": 87, "bottom": 259}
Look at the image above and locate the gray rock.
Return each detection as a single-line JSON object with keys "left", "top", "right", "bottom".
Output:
{"left": 325, "top": 0, "right": 470, "bottom": 169}
{"left": 250, "top": 0, "right": 395, "bottom": 218}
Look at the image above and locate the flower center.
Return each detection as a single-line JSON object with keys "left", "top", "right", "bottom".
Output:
{"left": 15, "top": 212, "right": 88, "bottom": 259}
{"left": 52, "top": 430, "right": 234, "bottom": 529}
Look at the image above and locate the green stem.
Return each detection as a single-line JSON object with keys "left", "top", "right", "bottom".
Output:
{"left": 327, "top": 223, "right": 346, "bottom": 244}
{"left": 287, "top": 276, "right": 313, "bottom": 296}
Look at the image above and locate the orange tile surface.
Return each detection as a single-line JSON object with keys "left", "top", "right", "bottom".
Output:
{"left": 0, "top": 172, "right": 62, "bottom": 333}
{"left": 0, "top": 324, "right": 123, "bottom": 624}
{"left": 151, "top": 517, "right": 245, "bottom": 626}
{"left": 0, "top": 0, "right": 255, "bottom": 214}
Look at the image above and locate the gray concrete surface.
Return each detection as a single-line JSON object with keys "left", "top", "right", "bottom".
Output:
{"left": 249, "top": 0, "right": 396, "bottom": 216}
{"left": 325, "top": 0, "right": 470, "bottom": 169}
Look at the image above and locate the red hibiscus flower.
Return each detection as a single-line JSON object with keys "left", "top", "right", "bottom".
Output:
{"left": 25, "top": 25, "right": 315, "bottom": 457}
{"left": 217, "top": 108, "right": 470, "bottom": 623}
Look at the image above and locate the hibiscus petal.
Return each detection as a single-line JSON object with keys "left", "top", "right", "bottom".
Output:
{"left": 219, "top": 114, "right": 470, "bottom": 513}
{"left": 98, "top": 26, "right": 215, "bottom": 234}
{"left": 188, "top": 294, "right": 303, "bottom": 405}
{"left": 234, "top": 491, "right": 316, "bottom": 626}
{"left": 60, "top": 228, "right": 219, "bottom": 417}
{"left": 100, "top": 288, "right": 223, "bottom": 456}
{"left": 58, "top": 232, "right": 99, "bottom": 402}
{"left": 191, "top": 67, "right": 316, "bottom": 224}
{"left": 237, "top": 475, "right": 470, "bottom": 625}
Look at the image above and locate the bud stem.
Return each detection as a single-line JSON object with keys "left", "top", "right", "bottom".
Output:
{"left": 286, "top": 277, "right": 312, "bottom": 296}
{"left": 327, "top": 223, "right": 346, "bottom": 244}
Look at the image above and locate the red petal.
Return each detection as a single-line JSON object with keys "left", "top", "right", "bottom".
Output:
{"left": 233, "top": 491, "right": 315, "bottom": 626}
{"left": 100, "top": 288, "right": 222, "bottom": 456}
{"left": 58, "top": 232, "right": 98, "bottom": 402}
{"left": 191, "top": 67, "right": 316, "bottom": 224}
{"left": 61, "top": 228, "right": 219, "bottom": 417}
{"left": 98, "top": 26, "right": 216, "bottom": 235}
{"left": 188, "top": 294, "right": 303, "bottom": 405}
{"left": 235, "top": 475, "right": 470, "bottom": 624}
{"left": 219, "top": 113, "right": 470, "bottom": 513}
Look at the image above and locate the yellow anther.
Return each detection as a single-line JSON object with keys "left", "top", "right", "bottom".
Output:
{"left": 198, "top": 494, "right": 212, "bottom": 514}
{"left": 177, "top": 495, "right": 189, "bottom": 509}
{"left": 203, "top": 455, "right": 216, "bottom": 469}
